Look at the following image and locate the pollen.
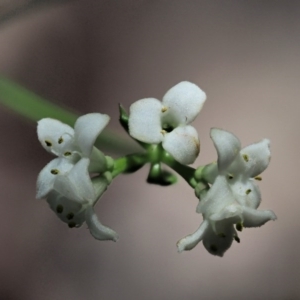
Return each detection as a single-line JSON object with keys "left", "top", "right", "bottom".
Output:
{"left": 242, "top": 154, "right": 249, "bottom": 162}
{"left": 245, "top": 189, "right": 252, "bottom": 195}
{"left": 50, "top": 169, "right": 59, "bottom": 175}
{"left": 45, "top": 140, "right": 52, "bottom": 147}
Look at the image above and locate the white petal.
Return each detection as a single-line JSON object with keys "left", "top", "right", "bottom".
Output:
{"left": 36, "top": 158, "right": 74, "bottom": 199}
{"left": 202, "top": 224, "right": 236, "bottom": 257}
{"left": 85, "top": 206, "right": 119, "bottom": 241}
{"left": 197, "top": 176, "right": 234, "bottom": 216}
{"left": 210, "top": 128, "right": 241, "bottom": 172}
{"left": 37, "top": 118, "right": 74, "bottom": 156}
{"left": 239, "top": 139, "right": 271, "bottom": 178}
{"left": 74, "top": 113, "right": 110, "bottom": 157}
{"left": 129, "top": 98, "right": 163, "bottom": 144}
{"left": 177, "top": 220, "right": 209, "bottom": 252}
{"left": 54, "top": 158, "right": 95, "bottom": 204}
{"left": 162, "top": 81, "right": 206, "bottom": 125}
{"left": 163, "top": 125, "right": 200, "bottom": 165}
{"left": 230, "top": 180, "right": 261, "bottom": 209}
{"left": 242, "top": 207, "right": 277, "bottom": 227}
{"left": 47, "top": 191, "right": 85, "bottom": 227}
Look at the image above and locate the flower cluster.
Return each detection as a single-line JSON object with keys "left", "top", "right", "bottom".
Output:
{"left": 36, "top": 81, "right": 276, "bottom": 257}
{"left": 37, "top": 113, "right": 118, "bottom": 241}
{"left": 177, "top": 128, "right": 277, "bottom": 256}
{"left": 128, "top": 81, "right": 206, "bottom": 165}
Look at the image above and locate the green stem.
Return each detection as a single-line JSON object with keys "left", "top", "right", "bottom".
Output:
{"left": 112, "top": 153, "right": 149, "bottom": 178}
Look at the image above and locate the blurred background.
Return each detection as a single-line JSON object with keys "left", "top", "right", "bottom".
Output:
{"left": 0, "top": 1, "right": 299, "bottom": 299}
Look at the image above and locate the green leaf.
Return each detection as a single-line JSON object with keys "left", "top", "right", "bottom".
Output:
{"left": 0, "top": 77, "right": 140, "bottom": 154}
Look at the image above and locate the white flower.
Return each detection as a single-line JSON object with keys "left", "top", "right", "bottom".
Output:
{"left": 47, "top": 158, "right": 119, "bottom": 241}
{"left": 177, "top": 128, "right": 277, "bottom": 256}
{"left": 37, "top": 113, "right": 110, "bottom": 199}
{"left": 128, "top": 81, "right": 206, "bottom": 165}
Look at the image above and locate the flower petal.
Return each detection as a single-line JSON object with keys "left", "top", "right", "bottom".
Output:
{"left": 162, "top": 81, "right": 206, "bottom": 125}
{"left": 177, "top": 220, "right": 209, "bottom": 252}
{"left": 163, "top": 125, "right": 200, "bottom": 165}
{"left": 85, "top": 206, "right": 119, "bottom": 241}
{"left": 242, "top": 206, "right": 277, "bottom": 227}
{"left": 202, "top": 224, "right": 236, "bottom": 257}
{"left": 36, "top": 158, "right": 74, "bottom": 199}
{"left": 74, "top": 113, "right": 110, "bottom": 157}
{"left": 210, "top": 128, "right": 241, "bottom": 172}
{"left": 239, "top": 139, "right": 271, "bottom": 178}
{"left": 54, "top": 158, "right": 95, "bottom": 204}
{"left": 129, "top": 98, "right": 163, "bottom": 144}
{"left": 37, "top": 118, "right": 74, "bottom": 156}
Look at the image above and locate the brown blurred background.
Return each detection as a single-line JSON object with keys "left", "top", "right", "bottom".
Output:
{"left": 0, "top": 1, "right": 299, "bottom": 299}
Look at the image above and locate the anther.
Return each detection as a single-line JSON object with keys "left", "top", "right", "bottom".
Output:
{"left": 161, "top": 106, "right": 168, "bottom": 113}
{"left": 45, "top": 140, "right": 52, "bottom": 147}
{"left": 58, "top": 137, "right": 64, "bottom": 144}
{"left": 242, "top": 154, "right": 249, "bottom": 162}
{"left": 64, "top": 152, "right": 72, "bottom": 156}
{"left": 160, "top": 130, "right": 167, "bottom": 135}
{"left": 68, "top": 222, "right": 76, "bottom": 228}
{"left": 234, "top": 236, "right": 240, "bottom": 243}
{"left": 245, "top": 189, "right": 252, "bottom": 195}
{"left": 66, "top": 213, "right": 74, "bottom": 220}
{"left": 255, "top": 176, "right": 262, "bottom": 181}
{"left": 50, "top": 169, "right": 59, "bottom": 175}
{"left": 56, "top": 205, "right": 64, "bottom": 213}
{"left": 236, "top": 223, "right": 243, "bottom": 232}
{"left": 228, "top": 174, "right": 234, "bottom": 180}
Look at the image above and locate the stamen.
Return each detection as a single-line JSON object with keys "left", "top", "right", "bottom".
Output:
{"left": 245, "top": 189, "right": 252, "bottom": 195}
{"left": 66, "top": 213, "right": 74, "bottom": 220}
{"left": 161, "top": 106, "right": 168, "bottom": 113}
{"left": 236, "top": 223, "right": 243, "bottom": 232}
{"left": 68, "top": 222, "right": 76, "bottom": 228}
{"left": 234, "top": 236, "right": 240, "bottom": 243}
{"left": 242, "top": 154, "right": 249, "bottom": 162}
{"left": 50, "top": 169, "right": 59, "bottom": 175}
{"left": 45, "top": 140, "right": 52, "bottom": 147}
{"left": 160, "top": 130, "right": 167, "bottom": 135}
{"left": 58, "top": 137, "right": 64, "bottom": 144}
{"left": 255, "top": 176, "right": 262, "bottom": 181}
{"left": 64, "top": 152, "right": 72, "bottom": 156}
{"left": 56, "top": 205, "right": 63, "bottom": 213}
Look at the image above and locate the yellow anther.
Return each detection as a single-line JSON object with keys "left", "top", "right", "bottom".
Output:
{"left": 255, "top": 176, "right": 262, "bottom": 181}
{"left": 58, "top": 137, "right": 64, "bottom": 144}
{"left": 242, "top": 154, "right": 249, "bottom": 162}
{"left": 160, "top": 130, "right": 167, "bottom": 135}
{"left": 45, "top": 140, "right": 52, "bottom": 147}
{"left": 245, "top": 189, "right": 252, "bottom": 195}
{"left": 161, "top": 106, "right": 168, "bottom": 113}
{"left": 50, "top": 169, "right": 59, "bottom": 175}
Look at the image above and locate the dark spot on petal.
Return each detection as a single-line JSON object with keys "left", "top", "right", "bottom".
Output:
{"left": 66, "top": 213, "right": 74, "bottom": 220}
{"left": 56, "top": 205, "right": 63, "bottom": 213}
{"left": 45, "top": 140, "right": 52, "bottom": 147}
{"left": 210, "top": 245, "right": 218, "bottom": 252}
{"left": 58, "top": 137, "right": 64, "bottom": 144}
{"left": 68, "top": 222, "right": 76, "bottom": 228}
{"left": 51, "top": 169, "right": 59, "bottom": 175}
